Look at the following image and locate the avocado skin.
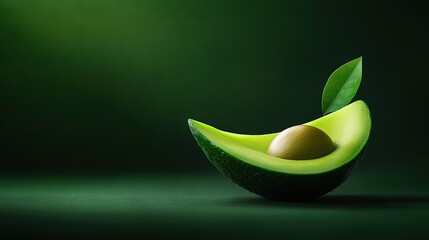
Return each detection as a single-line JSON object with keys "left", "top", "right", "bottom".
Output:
{"left": 190, "top": 122, "right": 364, "bottom": 201}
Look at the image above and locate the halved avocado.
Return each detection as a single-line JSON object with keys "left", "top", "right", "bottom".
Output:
{"left": 189, "top": 100, "right": 371, "bottom": 201}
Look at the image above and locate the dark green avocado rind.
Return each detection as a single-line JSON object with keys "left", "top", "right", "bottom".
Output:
{"left": 189, "top": 121, "right": 364, "bottom": 201}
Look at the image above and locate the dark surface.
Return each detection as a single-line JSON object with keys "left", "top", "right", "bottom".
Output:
{"left": 0, "top": 172, "right": 428, "bottom": 239}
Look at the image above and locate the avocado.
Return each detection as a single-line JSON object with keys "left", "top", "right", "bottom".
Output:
{"left": 189, "top": 100, "right": 371, "bottom": 201}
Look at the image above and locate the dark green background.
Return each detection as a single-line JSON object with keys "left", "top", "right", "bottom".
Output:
{"left": 1, "top": 1, "right": 428, "bottom": 238}
{"left": 1, "top": 0, "right": 428, "bottom": 174}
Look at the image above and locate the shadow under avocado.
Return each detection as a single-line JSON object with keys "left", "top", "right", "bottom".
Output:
{"left": 228, "top": 194, "right": 429, "bottom": 209}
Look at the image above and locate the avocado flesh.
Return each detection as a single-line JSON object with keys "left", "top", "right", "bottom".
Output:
{"left": 189, "top": 100, "right": 371, "bottom": 200}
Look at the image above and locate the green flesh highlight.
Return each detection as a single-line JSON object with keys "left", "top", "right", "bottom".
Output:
{"left": 189, "top": 100, "right": 371, "bottom": 175}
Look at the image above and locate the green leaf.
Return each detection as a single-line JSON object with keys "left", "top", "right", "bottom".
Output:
{"left": 322, "top": 57, "right": 363, "bottom": 115}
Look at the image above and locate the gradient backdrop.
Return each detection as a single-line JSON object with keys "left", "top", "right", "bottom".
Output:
{"left": 0, "top": 0, "right": 428, "bottom": 238}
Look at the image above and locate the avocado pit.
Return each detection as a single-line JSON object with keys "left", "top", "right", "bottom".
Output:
{"left": 267, "top": 125, "right": 336, "bottom": 160}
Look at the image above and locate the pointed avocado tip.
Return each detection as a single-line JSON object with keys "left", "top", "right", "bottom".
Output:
{"left": 187, "top": 119, "right": 197, "bottom": 137}
{"left": 188, "top": 119, "right": 202, "bottom": 131}
{"left": 188, "top": 119, "right": 212, "bottom": 134}
{"left": 188, "top": 118, "right": 195, "bottom": 127}
{"left": 188, "top": 118, "right": 204, "bottom": 125}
